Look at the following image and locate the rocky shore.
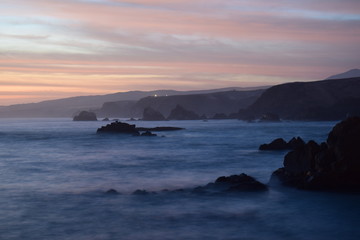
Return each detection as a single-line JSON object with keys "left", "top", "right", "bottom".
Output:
{"left": 270, "top": 116, "right": 360, "bottom": 191}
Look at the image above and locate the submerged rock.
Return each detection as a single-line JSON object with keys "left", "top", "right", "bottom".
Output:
{"left": 125, "top": 173, "right": 267, "bottom": 196}
{"left": 188, "top": 173, "right": 267, "bottom": 194}
{"left": 271, "top": 116, "right": 360, "bottom": 191}
{"left": 135, "top": 127, "right": 184, "bottom": 132}
{"left": 73, "top": 111, "right": 97, "bottom": 121}
{"left": 140, "top": 131, "right": 157, "bottom": 137}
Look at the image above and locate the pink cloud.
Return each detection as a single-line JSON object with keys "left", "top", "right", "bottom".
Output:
{"left": 0, "top": 0, "right": 359, "bottom": 104}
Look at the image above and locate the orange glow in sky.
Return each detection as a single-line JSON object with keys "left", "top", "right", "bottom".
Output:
{"left": 1, "top": 0, "right": 359, "bottom": 105}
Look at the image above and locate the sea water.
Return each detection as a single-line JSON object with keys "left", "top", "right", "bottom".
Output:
{"left": 0, "top": 119, "right": 359, "bottom": 240}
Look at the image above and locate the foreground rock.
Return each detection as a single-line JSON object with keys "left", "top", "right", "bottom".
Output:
{"left": 271, "top": 116, "right": 360, "bottom": 191}
{"left": 73, "top": 111, "right": 97, "bottom": 121}
{"left": 259, "top": 137, "right": 305, "bottom": 150}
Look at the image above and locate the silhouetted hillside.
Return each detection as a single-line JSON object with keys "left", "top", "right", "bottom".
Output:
{"left": 0, "top": 90, "right": 177, "bottom": 118}
{"left": 99, "top": 89, "right": 265, "bottom": 118}
{"left": 0, "top": 87, "right": 263, "bottom": 118}
{"left": 242, "top": 77, "right": 360, "bottom": 120}
{"left": 326, "top": 69, "right": 360, "bottom": 80}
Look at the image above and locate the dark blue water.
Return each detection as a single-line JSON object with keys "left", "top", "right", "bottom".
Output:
{"left": 0, "top": 119, "right": 359, "bottom": 240}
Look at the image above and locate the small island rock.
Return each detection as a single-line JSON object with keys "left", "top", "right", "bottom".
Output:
{"left": 193, "top": 173, "right": 268, "bottom": 193}
{"left": 97, "top": 121, "right": 139, "bottom": 134}
{"left": 140, "top": 131, "right": 157, "bottom": 137}
{"left": 73, "top": 111, "right": 97, "bottom": 121}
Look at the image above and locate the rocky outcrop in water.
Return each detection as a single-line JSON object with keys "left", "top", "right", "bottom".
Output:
{"left": 97, "top": 121, "right": 139, "bottom": 134}
{"left": 193, "top": 173, "right": 268, "bottom": 193}
{"left": 271, "top": 116, "right": 360, "bottom": 191}
{"left": 110, "top": 173, "right": 267, "bottom": 196}
{"left": 136, "top": 127, "right": 184, "bottom": 131}
{"left": 167, "top": 105, "right": 200, "bottom": 120}
{"left": 140, "top": 131, "right": 157, "bottom": 137}
{"left": 142, "top": 107, "right": 166, "bottom": 121}
{"left": 73, "top": 111, "right": 97, "bottom": 121}
{"left": 259, "top": 137, "right": 305, "bottom": 150}
{"left": 97, "top": 121, "right": 184, "bottom": 136}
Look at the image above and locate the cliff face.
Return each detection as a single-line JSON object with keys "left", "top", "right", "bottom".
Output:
{"left": 243, "top": 77, "right": 360, "bottom": 120}
{"left": 132, "top": 89, "right": 264, "bottom": 118}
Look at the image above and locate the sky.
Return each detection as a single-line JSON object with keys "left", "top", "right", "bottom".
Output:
{"left": 0, "top": 0, "right": 359, "bottom": 105}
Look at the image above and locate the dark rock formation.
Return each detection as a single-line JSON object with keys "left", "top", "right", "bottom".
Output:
{"left": 102, "top": 117, "right": 110, "bottom": 121}
{"left": 271, "top": 117, "right": 360, "bottom": 191}
{"left": 259, "top": 137, "right": 305, "bottom": 150}
{"left": 142, "top": 107, "right": 166, "bottom": 121}
{"left": 214, "top": 173, "right": 268, "bottom": 192}
{"left": 97, "top": 121, "right": 139, "bottom": 135}
{"left": 140, "top": 131, "right": 157, "bottom": 137}
{"left": 192, "top": 173, "right": 267, "bottom": 194}
{"left": 132, "top": 189, "right": 155, "bottom": 195}
{"left": 97, "top": 121, "right": 183, "bottom": 135}
{"left": 167, "top": 105, "right": 200, "bottom": 120}
{"left": 73, "top": 111, "right": 97, "bottom": 121}
{"left": 243, "top": 77, "right": 360, "bottom": 120}
{"left": 125, "top": 173, "right": 267, "bottom": 196}
{"left": 136, "top": 127, "right": 184, "bottom": 132}
{"left": 106, "top": 189, "right": 119, "bottom": 194}
{"left": 288, "top": 137, "right": 306, "bottom": 149}
{"left": 260, "top": 138, "right": 287, "bottom": 150}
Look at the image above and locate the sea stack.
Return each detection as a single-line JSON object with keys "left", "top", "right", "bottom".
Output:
{"left": 73, "top": 111, "right": 97, "bottom": 121}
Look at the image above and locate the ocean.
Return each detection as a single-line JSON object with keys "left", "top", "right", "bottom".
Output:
{"left": 0, "top": 118, "right": 359, "bottom": 240}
